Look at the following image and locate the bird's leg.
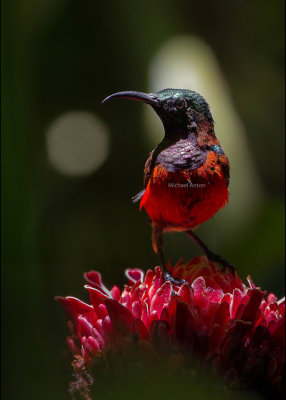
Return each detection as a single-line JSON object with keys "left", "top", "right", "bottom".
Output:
{"left": 185, "top": 230, "right": 236, "bottom": 275}
{"left": 152, "top": 224, "right": 165, "bottom": 267}
{"left": 152, "top": 224, "right": 187, "bottom": 285}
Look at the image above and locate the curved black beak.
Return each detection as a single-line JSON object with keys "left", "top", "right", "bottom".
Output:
{"left": 102, "top": 91, "right": 158, "bottom": 106}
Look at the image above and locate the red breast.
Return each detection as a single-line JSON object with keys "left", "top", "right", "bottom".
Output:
{"left": 140, "top": 151, "right": 229, "bottom": 231}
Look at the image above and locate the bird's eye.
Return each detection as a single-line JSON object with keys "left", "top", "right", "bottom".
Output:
{"left": 176, "top": 101, "right": 185, "bottom": 109}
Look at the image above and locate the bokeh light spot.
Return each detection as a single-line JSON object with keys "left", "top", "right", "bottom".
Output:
{"left": 46, "top": 111, "right": 109, "bottom": 176}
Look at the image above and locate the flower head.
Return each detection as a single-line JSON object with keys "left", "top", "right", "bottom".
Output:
{"left": 57, "top": 256, "right": 285, "bottom": 399}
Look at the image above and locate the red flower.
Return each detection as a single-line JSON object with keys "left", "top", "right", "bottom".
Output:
{"left": 57, "top": 256, "right": 285, "bottom": 399}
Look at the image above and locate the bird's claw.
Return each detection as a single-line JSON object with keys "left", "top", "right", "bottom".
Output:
{"left": 164, "top": 271, "right": 188, "bottom": 286}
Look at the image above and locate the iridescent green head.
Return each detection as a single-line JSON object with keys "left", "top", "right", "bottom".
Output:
{"left": 153, "top": 88, "right": 213, "bottom": 122}
{"left": 102, "top": 88, "right": 213, "bottom": 133}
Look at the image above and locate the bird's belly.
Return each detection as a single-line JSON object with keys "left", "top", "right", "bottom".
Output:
{"left": 140, "top": 168, "right": 228, "bottom": 231}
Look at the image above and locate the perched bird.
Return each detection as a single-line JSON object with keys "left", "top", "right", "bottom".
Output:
{"left": 102, "top": 89, "right": 234, "bottom": 283}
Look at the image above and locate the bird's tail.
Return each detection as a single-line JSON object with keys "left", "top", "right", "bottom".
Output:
{"left": 132, "top": 189, "right": 145, "bottom": 203}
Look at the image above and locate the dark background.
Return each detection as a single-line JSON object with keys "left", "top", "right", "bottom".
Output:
{"left": 2, "top": 1, "right": 284, "bottom": 399}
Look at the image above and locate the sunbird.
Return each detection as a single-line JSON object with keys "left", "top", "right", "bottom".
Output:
{"left": 103, "top": 89, "right": 234, "bottom": 284}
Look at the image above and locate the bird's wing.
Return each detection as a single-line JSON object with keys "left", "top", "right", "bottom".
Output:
{"left": 156, "top": 140, "right": 207, "bottom": 172}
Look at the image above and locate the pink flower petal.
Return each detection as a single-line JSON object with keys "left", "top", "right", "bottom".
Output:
{"left": 85, "top": 285, "right": 109, "bottom": 309}
{"left": 177, "top": 283, "right": 193, "bottom": 304}
{"left": 192, "top": 276, "right": 207, "bottom": 308}
{"left": 239, "top": 289, "right": 265, "bottom": 324}
{"left": 150, "top": 281, "right": 172, "bottom": 316}
{"left": 111, "top": 285, "right": 121, "bottom": 301}
{"left": 66, "top": 336, "right": 81, "bottom": 355}
{"left": 130, "top": 300, "right": 141, "bottom": 319}
{"left": 105, "top": 298, "right": 135, "bottom": 335}
{"left": 66, "top": 296, "right": 94, "bottom": 317}
{"left": 55, "top": 296, "right": 76, "bottom": 320}
{"left": 84, "top": 271, "right": 110, "bottom": 295}
{"left": 230, "top": 288, "right": 244, "bottom": 319}
{"left": 125, "top": 268, "right": 145, "bottom": 284}
{"left": 78, "top": 315, "right": 93, "bottom": 336}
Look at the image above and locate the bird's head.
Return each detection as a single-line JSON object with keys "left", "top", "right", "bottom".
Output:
{"left": 102, "top": 88, "right": 214, "bottom": 139}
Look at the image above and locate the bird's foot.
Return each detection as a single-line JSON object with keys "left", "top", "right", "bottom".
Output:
{"left": 164, "top": 271, "right": 188, "bottom": 286}
{"left": 206, "top": 251, "right": 236, "bottom": 276}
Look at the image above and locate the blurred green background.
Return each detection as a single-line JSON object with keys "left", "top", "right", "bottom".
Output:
{"left": 2, "top": 1, "right": 284, "bottom": 399}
